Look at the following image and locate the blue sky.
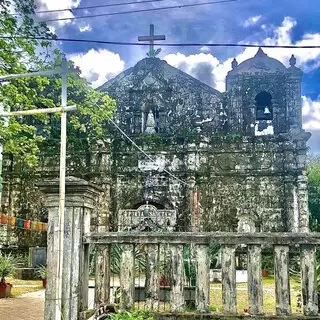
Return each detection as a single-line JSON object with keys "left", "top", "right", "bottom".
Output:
{"left": 35, "top": 0, "right": 320, "bottom": 153}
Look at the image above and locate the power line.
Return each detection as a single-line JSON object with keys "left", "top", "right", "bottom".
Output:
{"left": 104, "top": 110, "right": 190, "bottom": 187}
{"left": 35, "top": 0, "right": 173, "bottom": 14}
{"left": 1, "top": 35, "right": 320, "bottom": 49}
{"left": 40, "top": 0, "right": 239, "bottom": 22}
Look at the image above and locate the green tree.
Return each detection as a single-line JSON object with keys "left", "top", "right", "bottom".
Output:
{"left": 307, "top": 156, "right": 320, "bottom": 231}
{"left": 0, "top": 0, "right": 115, "bottom": 166}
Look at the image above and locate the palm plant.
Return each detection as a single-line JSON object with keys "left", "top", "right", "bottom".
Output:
{"left": 184, "top": 246, "right": 196, "bottom": 286}
{"left": 36, "top": 265, "right": 47, "bottom": 280}
{"left": 110, "top": 244, "right": 146, "bottom": 275}
{"left": 0, "top": 252, "right": 19, "bottom": 283}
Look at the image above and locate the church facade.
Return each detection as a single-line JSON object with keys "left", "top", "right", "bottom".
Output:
{"left": 1, "top": 48, "right": 311, "bottom": 243}
{"left": 98, "top": 48, "right": 310, "bottom": 233}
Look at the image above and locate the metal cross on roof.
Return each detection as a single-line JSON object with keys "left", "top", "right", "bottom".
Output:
{"left": 138, "top": 24, "right": 166, "bottom": 58}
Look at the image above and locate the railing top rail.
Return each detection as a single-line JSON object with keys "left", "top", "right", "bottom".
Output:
{"left": 84, "top": 231, "right": 320, "bottom": 245}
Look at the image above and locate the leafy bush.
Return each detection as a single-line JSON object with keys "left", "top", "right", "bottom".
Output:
{"left": 108, "top": 310, "right": 155, "bottom": 320}
{"left": 0, "top": 252, "right": 20, "bottom": 283}
{"left": 36, "top": 265, "right": 47, "bottom": 279}
{"left": 110, "top": 245, "right": 146, "bottom": 275}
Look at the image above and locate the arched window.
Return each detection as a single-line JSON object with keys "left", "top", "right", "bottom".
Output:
{"left": 255, "top": 91, "right": 273, "bottom": 121}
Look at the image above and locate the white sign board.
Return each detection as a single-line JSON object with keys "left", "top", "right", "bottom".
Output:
{"left": 138, "top": 155, "right": 165, "bottom": 171}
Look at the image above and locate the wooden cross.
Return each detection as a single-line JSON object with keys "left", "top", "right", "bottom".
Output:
{"left": 138, "top": 24, "right": 166, "bottom": 57}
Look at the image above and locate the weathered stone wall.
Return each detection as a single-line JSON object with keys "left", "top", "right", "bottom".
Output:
{"left": 1, "top": 127, "right": 310, "bottom": 239}
{"left": 99, "top": 58, "right": 223, "bottom": 136}
{"left": 106, "top": 132, "right": 310, "bottom": 232}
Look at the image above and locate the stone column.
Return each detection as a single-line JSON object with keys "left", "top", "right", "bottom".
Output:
{"left": 283, "top": 176, "right": 299, "bottom": 232}
{"left": 296, "top": 174, "right": 309, "bottom": 232}
{"left": 38, "top": 176, "right": 102, "bottom": 320}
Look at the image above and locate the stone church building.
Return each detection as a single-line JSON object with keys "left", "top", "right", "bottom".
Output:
{"left": 1, "top": 47, "right": 311, "bottom": 244}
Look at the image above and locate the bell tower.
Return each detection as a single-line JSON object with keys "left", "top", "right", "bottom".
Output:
{"left": 226, "top": 48, "right": 303, "bottom": 136}
{"left": 225, "top": 48, "right": 311, "bottom": 232}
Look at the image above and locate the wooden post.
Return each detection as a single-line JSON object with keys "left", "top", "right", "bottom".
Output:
{"left": 247, "top": 245, "right": 263, "bottom": 315}
{"left": 274, "top": 245, "right": 291, "bottom": 315}
{"left": 120, "top": 244, "right": 135, "bottom": 310}
{"left": 170, "top": 244, "right": 185, "bottom": 312}
{"left": 80, "top": 243, "right": 90, "bottom": 311}
{"left": 221, "top": 245, "right": 237, "bottom": 314}
{"left": 80, "top": 204, "right": 92, "bottom": 311}
{"left": 42, "top": 195, "right": 59, "bottom": 320}
{"left": 145, "top": 244, "right": 159, "bottom": 311}
{"left": 94, "top": 246, "right": 110, "bottom": 306}
{"left": 38, "top": 177, "right": 102, "bottom": 320}
{"left": 195, "top": 244, "right": 210, "bottom": 312}
{"left": 300, "top": 245, "right": 318, "bottom": 315}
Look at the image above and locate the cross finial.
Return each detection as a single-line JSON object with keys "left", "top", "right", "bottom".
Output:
{"left": 138, "top": 24, "right": 166, "bottom": 58}
{"left": 289, "top": 54, "right": 296, "bottom": 67}
{"left": 231, "top": 58, "right": 238, "bottom": 69}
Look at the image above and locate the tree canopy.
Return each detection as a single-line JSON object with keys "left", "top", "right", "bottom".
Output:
{"left": 308, "top": 156, "right": 320, "bottom": 231}
{"left": 0, "top": 0, "right": 115, "bottom": 166}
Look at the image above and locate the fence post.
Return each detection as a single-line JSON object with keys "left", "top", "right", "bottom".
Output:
{"left": 145, "top": 244, "right": 159, "bottom": 311}
{"left": 300, "top": 244, "right": 318, "bottom": 315}
{"left": 274, "top": 245, "right": 291, "bottom": 315}
{"left": 247, "top": 245, "right": 263, "bottom": 315}
{"left": 38, "top": 177, "right": 101, "bottom": 320}
{"left": 80, "top": 243, "right": 90, "bottom": 311}
{"left": 170, "top": 244, "right": 185, "bottom": 312}
{"left": 94, "top": 246, "right": 110, "bottom": 306}
{"left": 221, "top": 245, "right": 237, "bottom": 314}
{"left": 195, "top": 244, "right": 210, "bottom": 312}
{"left": 120, "top": 244, "right": 135, "bottom": 310}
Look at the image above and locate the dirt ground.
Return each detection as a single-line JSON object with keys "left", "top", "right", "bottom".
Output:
{"left": 0, "top": 290, "right": 45, "bottom": 320}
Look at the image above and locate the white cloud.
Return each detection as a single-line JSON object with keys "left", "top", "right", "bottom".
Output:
{"left": 258, "top": 17, "right": 320, "bottom": 71}
{"left": 200, "top": 41, "right": 213, "bottom": 53}
{"left": 243, "top": 15, "right": 262, "bottom": 28}
{"left": 303, "top": 96, "right": 320, "bottom": 153}
{"left": 69, "top": 49, "right": 125, "bottom": 88}
{"left": 200, "top": 46, "right": 211, "bottom": 53}
{"left": 164, "top": 52, "right": 222, "bottom": 89}
{"left": 35, "top": 0, "right": 81, "bottom": 33}
{"left": 302, "top": 96, "right": 320, "bottom": 130}
{"left": 79, "top": 24, "right": 92, "bottom": 32}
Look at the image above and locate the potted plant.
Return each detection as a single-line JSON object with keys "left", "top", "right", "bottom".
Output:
{"left": 36, "top": 265, "right": 47, "bottom": 288}
{"left": 0, "top": 252, "right": 18, "bottom": 298}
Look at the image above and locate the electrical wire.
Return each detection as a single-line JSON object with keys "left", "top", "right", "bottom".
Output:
{"left": 40, "top": 0, "right": 239, "bottom": 22}
{"left": 104, "top": 111, "right": 190, "bottom": 187}
{"left": 34, "top": 0, "right": 175, "bottom": 14}
{"left": 1, "top": 35, "right": 319, "bottom": 49}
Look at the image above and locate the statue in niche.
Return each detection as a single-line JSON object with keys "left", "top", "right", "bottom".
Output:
{"left": 237, "top": 214, "right": 256, "bottom": 233}
{"left": 142, "top": 96, "right": 159, "bottom": 133}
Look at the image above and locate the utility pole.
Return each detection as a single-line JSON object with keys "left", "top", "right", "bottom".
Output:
{"left": 0, "top": 57, "right": 76, "bottom": 320}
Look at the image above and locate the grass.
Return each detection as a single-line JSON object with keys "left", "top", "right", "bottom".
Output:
{"left": 6, "top": 277, "right": 42, "bottom": 286}
{"left": 10, "top": 285, "right": 43, "bottom": 297}
{"left": 5, "top": 277, "right": 43, "bottom": 298}
{"left": 130, "top": 276, "right": 302, "bottom": 314}
{"left": 209, "top": 276, "right": 301, "bottom": 315}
